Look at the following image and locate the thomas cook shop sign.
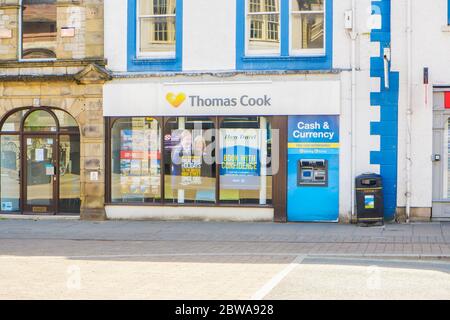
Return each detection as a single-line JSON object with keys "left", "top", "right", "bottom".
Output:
{"left": 103, "top": 81, "right": 341, "bottom": 117}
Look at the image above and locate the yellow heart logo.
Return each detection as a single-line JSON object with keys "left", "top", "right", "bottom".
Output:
{"left": 166, "top": 92, "right": 186, "bottom": 108}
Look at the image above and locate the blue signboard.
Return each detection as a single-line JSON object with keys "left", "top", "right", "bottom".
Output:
{"left": 287, "top": 115, "right": 340, "bottom": 222}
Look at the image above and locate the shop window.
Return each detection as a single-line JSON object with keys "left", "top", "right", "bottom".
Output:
{"left": 59, "top": 135, "right": 81, "bottom": 213}
{"left": 219, "top": 117, "right": 272, "bottom": 205}
{"left": 21, "top": 0, "right": 57, "bottom": 60}
{"left": 1, "top": 109, "right": 28, "bottom": 132}
{"left": 291, "top": 0, "right": 325, "bottom": 54}
{"left": 111, "top": 118, "right": 162, "bottom": 203}
{"left": 0, "top": 136, "right": 21, "bottom": 212}
{"left": 247, "top": 0, "right": 280, "bottom": 55}
{"left": 23, "top": 110, "right": 57, "bottom": 132}
{"left": 138, "top": 0, "right": 176, "bottom": 57}
{"left": 54, "top": 110, "right": 79, "bottom": 133}
{"left": 164, "top": 117, "right": 216, "bottom": 204}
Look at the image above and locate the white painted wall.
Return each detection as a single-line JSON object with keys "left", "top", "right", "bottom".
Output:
{"left": 182, "top": 0, "right": 236, "bottom": 71}
{"left": 101, "top": 0, "right": 388, "bottom": 221}
{"left": 391, "top": 0, "right": 450, "bottom": 209}
{"left": 104, "top": 0, "right": 128, "bottom": 72}
{"left": 106, "top": 206, "right": 274, "bottom": 221}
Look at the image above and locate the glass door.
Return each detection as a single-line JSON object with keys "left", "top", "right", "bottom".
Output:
{"left": 23, "top": 135, "right": 57, "bottom": 214}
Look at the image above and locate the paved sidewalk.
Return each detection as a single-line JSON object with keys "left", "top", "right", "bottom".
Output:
{"left": 0, "top": 219, "right": 450, "bottom": 257}
{"left": 1, "top": 219, "right": 450, "bottom": 299}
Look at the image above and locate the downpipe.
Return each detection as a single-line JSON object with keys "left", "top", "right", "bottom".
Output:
{"left": 406, "top": 0, "right": 413, "bottom": 223}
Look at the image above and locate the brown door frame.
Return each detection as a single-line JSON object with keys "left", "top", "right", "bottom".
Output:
{"left": 0, "top": 106, "right": 82, "bottom": 215}
{"left": 19, "top": 107, "right": 60, "bottom": 215}
{"left": 22, "top": 133, "right": 59, "bottom": 215}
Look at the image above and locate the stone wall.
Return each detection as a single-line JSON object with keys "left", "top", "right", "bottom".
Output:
{"left": 0, "top": 79, "right": 106, "bottom": 219}
{"left": 0, "top": 0, "right": 106, "bottom": 219}
{"left": 0, "top": 1, "right": 18, "bottom": 60}
{"left": 0, "top": 0, "right": 103, "bottom": 60}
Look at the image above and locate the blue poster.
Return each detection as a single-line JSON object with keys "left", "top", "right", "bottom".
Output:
{"left": 287, "top": 115, "right": 340, "bottom": 222}
{"left": 220, "top": 129, "right": 261, "bottom": 190}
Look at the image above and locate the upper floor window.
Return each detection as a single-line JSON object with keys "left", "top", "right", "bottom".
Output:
{"left": 238, "top": 0, "right": 331, "bottom": 71}
{"left": 21, "top": 0, "right": 57, "bottom": 60}
{"left": 291, "top": 0, "right": 325, "bottom": 55}
{"left": 138, "top": 0, "right": 176, "bottom": 58}
{"left": 247, "top": 0, "right": 280, "bottom": 55}
{"left": 245, "top": 0, "right": 325, "bottom": 57}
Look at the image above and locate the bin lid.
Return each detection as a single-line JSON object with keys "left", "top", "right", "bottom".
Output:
{"left": 355, "top": 173, "right": 382, "bottom": 188}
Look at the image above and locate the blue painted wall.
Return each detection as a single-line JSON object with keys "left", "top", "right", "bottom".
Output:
{"left": 369, "top": 0, "right": 399, "bottom": 220}
{"left": 448, "top": 0, "right": 450, "bottom": 24}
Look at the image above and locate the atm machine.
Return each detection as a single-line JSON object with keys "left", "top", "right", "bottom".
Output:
{"left": 287, "top": 116, "right": 340, "bottom": 222}
{"left": 297, "top": 159, "right": 328, "bottom": 187}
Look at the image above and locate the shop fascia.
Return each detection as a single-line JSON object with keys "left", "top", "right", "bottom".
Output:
{"left": 103, "top": 80, "right": 341, "bottom": 117}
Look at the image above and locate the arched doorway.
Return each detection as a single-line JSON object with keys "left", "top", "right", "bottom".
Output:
{"left": 0, "top": 107, "right": 81, "bottom": 215}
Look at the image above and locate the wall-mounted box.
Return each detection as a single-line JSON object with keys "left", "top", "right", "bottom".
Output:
{"left": 61, "top": 27, "right": 75, "bottom": 38}
{"left": 0, "top": 28, "right": 12, "bottom": 39}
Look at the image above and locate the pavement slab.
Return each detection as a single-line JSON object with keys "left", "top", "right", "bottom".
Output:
{"left": 1, "top": 219, "right": 450, "bottom": 299}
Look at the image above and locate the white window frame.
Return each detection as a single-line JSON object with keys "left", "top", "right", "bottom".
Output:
{"left": 136, "top": 0, "right": 176, "bottom": 59}
{"left": 245, "top": 0, "right": 281, "bottom": 56}
{"left": 289, "top": 0, "right": 326, "bottom": 57}
{"left": 18, "top": 0, "right": 57, "bottom": 62}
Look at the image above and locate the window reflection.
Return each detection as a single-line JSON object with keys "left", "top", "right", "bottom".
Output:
{"left": 0, "top": 136, "right": 20, "bottom": 212}
{"left": 247, "top": 0, "right": 280, "bottom": 54}
{"left": 22, "top": 0, "right": 57, "bottom": 59}
{"left": 291, "top": 0, "right": 325, "bottom": 51}
{"left": 111, "top": 118, "right": 161, "bottom": 203}
{"left": 59, "top": 135, "right": 81, "bottom": 213}
{"left": 139, "top": 0, "right": 176, "bottom": 55}
{"left": 1, "top": 110, "right": 28, "bottom": 132}
{"left": 219, "top": 117, "right": 272, "bottom": 205}
{"left": 23, "top": 110, "right": 57, "bottom": 132}
{"left": 164, "top": 117, "right": 216, "bottom": 204}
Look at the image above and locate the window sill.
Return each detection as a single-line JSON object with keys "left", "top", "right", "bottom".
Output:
{"left": 131, "top": 57, "right": 177, "bottom": 65}
{"left": 19, "top": 58, "right": 56, "bottom": 63}
{"left": 242, "top": 54, "right": 326, "bottom": 62}
{"left": 238, "top": 53, "right": 331, "bottom": 71}
{"left": 105, "top": 202, "right": 274, "bottom": 209}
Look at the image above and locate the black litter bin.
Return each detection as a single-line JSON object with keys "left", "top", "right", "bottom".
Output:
{"left": 355, "top": 173, "right": 384, "bottom": 225}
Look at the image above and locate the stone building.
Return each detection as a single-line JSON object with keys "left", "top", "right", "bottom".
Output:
{"left": 0, "top": 0, "right": 109, "bottom": 219}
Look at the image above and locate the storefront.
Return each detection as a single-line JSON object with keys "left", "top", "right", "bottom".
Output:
{"left": 0, "top": 107, "right": 80, "bottom": 214}
{"left": 0, "top": 64, "right": 109, "bottom": 219}
{"left": 432, "top": 90, "right": 450, "bottom": 220}
{"left": 103, "top": 77, "right": 343, "bottom": 222}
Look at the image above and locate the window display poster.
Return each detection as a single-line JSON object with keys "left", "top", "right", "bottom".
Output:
{"left": 167, "top": 129, "right": 212, "bottom": 182}
{"left": 219, "top": 129, "right": 261, "bottom": 190}
{"left": 119, "top": 129, "right": 161, "bottom": 199}
{"left": 35, "top": 148, "right": 44, "bottom": 161}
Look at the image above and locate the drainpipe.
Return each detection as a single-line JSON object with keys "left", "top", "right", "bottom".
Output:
{"left": 406, "top": 0, "right": 413, "bottom": 223}
{"left": 350, "top": 0, "right": 357, "bottom": 222}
